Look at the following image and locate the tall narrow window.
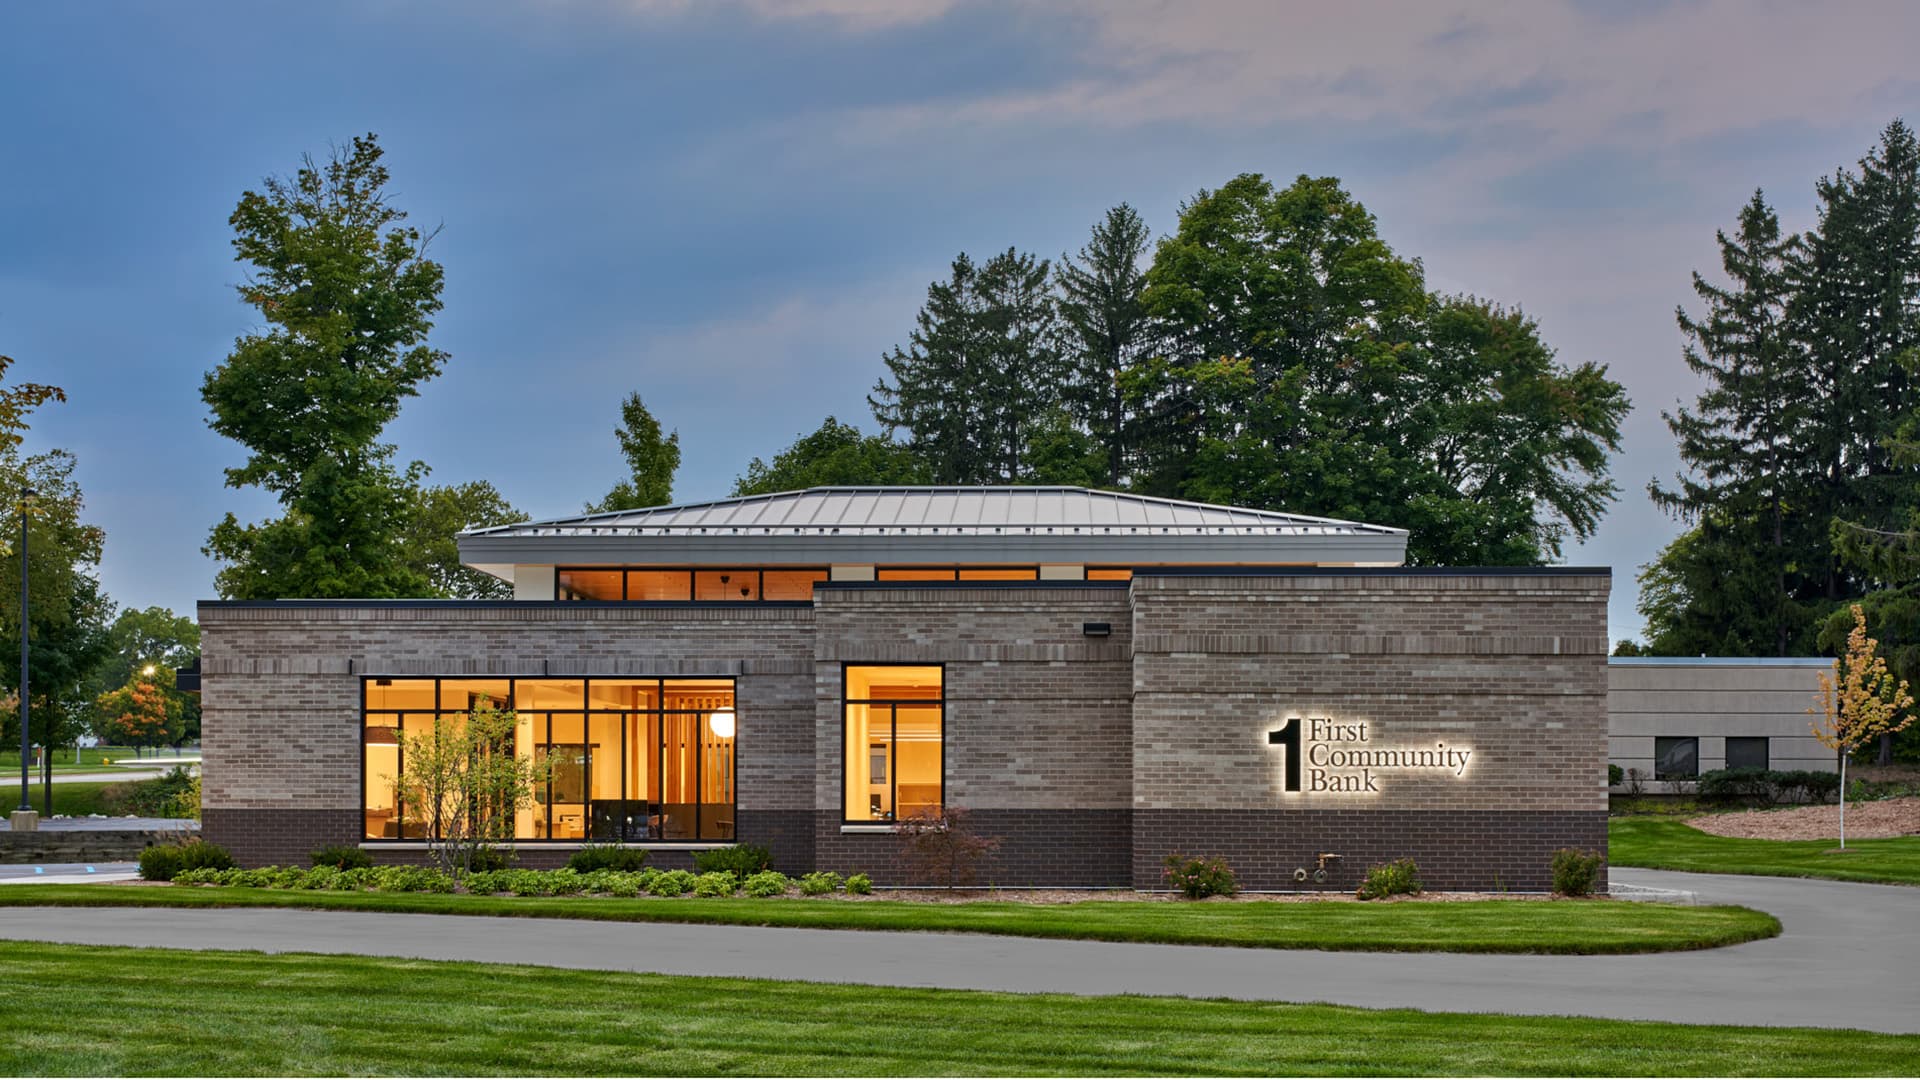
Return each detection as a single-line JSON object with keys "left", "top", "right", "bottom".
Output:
{"left": 843, "top": 665, "right": 943, "bottom": 823}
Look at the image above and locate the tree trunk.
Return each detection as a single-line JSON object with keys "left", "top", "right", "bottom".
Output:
{"left": 1878, "top": 731, "right": 1893, "bottom": 766}
{"left": 1839, "top": 754, "right": 1848, "bottom": 850}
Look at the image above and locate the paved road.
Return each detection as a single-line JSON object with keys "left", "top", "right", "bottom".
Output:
{"left": 0, "top": 869, "right": 1912, "bottom": 1032}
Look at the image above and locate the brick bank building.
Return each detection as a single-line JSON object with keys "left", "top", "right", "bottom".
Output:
{"left": 200, "top": 486, "right": 1610, "bottom": 892}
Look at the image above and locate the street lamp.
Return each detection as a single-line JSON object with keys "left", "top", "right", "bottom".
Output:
{"left": 16, "top": 485, "right": 34, "bottom": 815}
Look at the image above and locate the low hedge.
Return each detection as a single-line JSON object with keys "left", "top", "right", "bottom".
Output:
{"left": 169, "top": 865, "right": 831, "bottom": 899}
{"left": 1697, "top": 767, "right": 1840, "bottom": 807}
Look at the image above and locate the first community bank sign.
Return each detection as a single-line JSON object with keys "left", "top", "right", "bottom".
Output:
{"left": 1269, "top": 717, "right": 1476, "bottom": 794}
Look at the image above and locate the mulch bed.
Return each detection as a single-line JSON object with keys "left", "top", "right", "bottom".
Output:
{"left": 1687, "top": 795, "right": 1920, "bottom": 841}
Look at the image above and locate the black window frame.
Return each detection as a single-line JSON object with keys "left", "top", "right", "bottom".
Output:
{"left": 1654, "top": 735, "right": 1700, "bottom": 781}
{"left": 555, "top": 566, "right": 829, "bottom": 603}
{"left": 1724, "top": 736, "right": 1770, "bottom": 771}
{"left": 359, "top": 675, "right": 738, "bottom": 845}
{"left": 839, "top": 662, "right": 946, "bottom": 825}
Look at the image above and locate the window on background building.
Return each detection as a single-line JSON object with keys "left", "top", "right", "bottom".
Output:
{"left": 843, "top": 665, "right": 943, "bottom": 823}
{"left": 1654, "top": 736, "right": 1699, "bottom": 781}
{"left": 1725, "top": 736, "right": 1770, "bottom": 771}
{"left": 361, "top": 676, "right": 735, "bottom": 843}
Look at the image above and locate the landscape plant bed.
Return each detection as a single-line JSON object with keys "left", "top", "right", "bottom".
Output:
{"left": 0, "top": 882, "right": 1779, "bottom": 955}
{"left": 3, "top": 941, "right": 1914, "bottom": 1076}
{"left": 1609, "top": 817, "right": 1920, "bottom": 886}
{"left": 1685, "top": 795, "right": 1920, "bottom": 841}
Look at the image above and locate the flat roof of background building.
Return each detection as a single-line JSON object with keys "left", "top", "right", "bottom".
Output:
{"left": 1608, "top": 656, "right": 1833, "bottom": 666}
{"left": 457, "top": 485, "right": 1411, "bottom": 573}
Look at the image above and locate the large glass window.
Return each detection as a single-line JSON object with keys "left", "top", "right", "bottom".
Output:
{"left": 556, "top": 568, "right": 827, "bottom": 602}
{"left": 362, "top": 676, "right": 735, "bottom": 843}
{"left": 875, "top": 567, "right": 1040, "bottom": 581}
{"left": 1655, "top": 736, "right": 1699, "bottom": 781}
{"left": 843, "top": 665, "right": 943, "bottom": 823}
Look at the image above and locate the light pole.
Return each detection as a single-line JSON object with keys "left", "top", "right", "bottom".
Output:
{"left": 15, "top": 486, "right": 34, "bottom": 817}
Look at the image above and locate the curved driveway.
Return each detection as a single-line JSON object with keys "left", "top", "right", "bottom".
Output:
{"left": 0, "top": 869, "right": 1912, "bottom": 1033}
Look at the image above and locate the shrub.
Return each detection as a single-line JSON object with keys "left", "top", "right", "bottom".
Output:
{"left": 693, "top": 871, "right": 738, "bottom": 897}
{"left": 468, "top": 845, "right": 517, "bottom": 873}
{"left": 139, "top": 845, "right": 184, "bottom": 882}
{"left": 311, "top": 844, "right": 374, "bottom": 870}
{"left": 1607, "top": 763, "right": 1623, "bottom": 786}
{"left": 798, "top": 871, "right": 842, "bottom": 895}
{"left": 894, "top": 806, "right": 1000, "bottom": 890}
{"left": 463, "top": 870, "right": 510, "bottom": 895}
{"left": 844, "top": 873, "right": 873, "bottom": 895}
{"left": 567, "top": 845, "right": 650, "bottom": 873}
{"left": 1162, "top": 853, "right": 1238, "bottom": 899}
{"left": 299, "top": 866, "right": 341, "bottom": 890}
{"left": 373, "top": 865, "right": 455, "bottom": 893}
{"left": 741, "top": 870, "right": 789, "bottom": 897}
{"left": 693, "top": 844, "right": 772, "bottom": 876}
{"left": 1551, "top": 848, "right": 1605, "bottom": 897}
{"left": 1356, "top": 858, "right": 1422, "bottom": 900}
{"left": 505, "top": 869, "right": 556, "bottom": 897}
{"left": 1698, "top": 766, "right": 1775, "bottom": 807}
{"left": 110, "top": 766, "right": 200, "bottom": 818}
{"left": 593, "top": 870, "right": 644, "bottom": 898}
{"left": 648, "top": 869, "right": 697, "bottom": 897}
{"left": 171, "top": 866, "right": 222, "bottom": 885}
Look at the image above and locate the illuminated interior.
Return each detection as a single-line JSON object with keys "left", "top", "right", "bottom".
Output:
{"left": 557, "top": 565, "right": 1136, "bottom": 601}
{"left": 363, "top": 677, "right": 735, "bottom": 842}
{"left": 843, "top": 665, "right": 943, "bottom": 823}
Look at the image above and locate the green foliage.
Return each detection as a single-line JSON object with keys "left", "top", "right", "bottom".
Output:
{"left": 468, "top": 846, "right": 516, "bottom": 873}
{"left": 740, "top": 870, "right": 790, "bottom": 897}
{"left": 1055, "top": 203, "right": 1156, "bottom": 487}
{"left": 589, "top": 392, "right": 679, "bottom": 512}
{"left": 871, "top": 249, "right": 1071, "bottom": 484}
{"left": 1693, "top": 768, "right": 1840, "bottom": 806}
{"left": 1137, "top": 175, "right": 1626, "bottom": 564}
{"left": 310, "top": 845, "right": 374, "bottom": 870}
{"left": 1609, "top": 764, "right": 1624, "bottom": 786}
{"left": 567, "top": 845, "right": 650, "bottom": 873}
{"left": 396, "top": 706, "right": 545, "bottom": 877}
{"left": 648, "top": 869, "right": 697, "bottom": 897}
{"left": 402, "top": 479, "right": 527, "bottom": 599}
{"left": 1161, "top": 854, "right": 1238, "bottom": 899}
{"left": 1550, "top": 849, "right": 1605, "bottom": 897}
{"left": 797, "top": 871, "right": 842, "bottom": 895}
{"left": 201, "top": 133, "right": 447, "bottom": 599}
{"left": 732, "top": 416, "right": 928, "bottom": 495}
{"left": 691, "top": 844, "right": 770, "bottom": 876}
{"left": 104, "top": 766, "right": 199, "bottom": 817}
{"left": 844, "top": 873, "right": 873, "bottom": 895}
{"left": 1356, "top": 858, "right": 1423, "bottom": 900}
{"left": 140, "top": 840, "right": 233, "bottom": 882}
{"left": 692, "top": 871, "right": 738, "bottom": 897}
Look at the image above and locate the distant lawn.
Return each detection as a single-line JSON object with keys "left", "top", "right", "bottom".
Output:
{"left": 0, "top": 942, "right": 1910, "bottom": 1076}
{"left": 0, "top": 883, "right": 1778, "bottom": 955}
{"left": 21, "top": 781, "right": 115, "bottom": 817}
{"left": 1610, "top": 818, "right": 1920, "bottom": 886}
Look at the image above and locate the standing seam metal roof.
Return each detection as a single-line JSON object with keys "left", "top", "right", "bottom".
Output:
{"left": 460, "top": 486, "right": 1407, "bottom": 539}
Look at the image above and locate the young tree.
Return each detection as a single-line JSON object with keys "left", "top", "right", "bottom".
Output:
{"left": 1647, "top": 191, "right": 1816, "bottom": 655}
{"left": 893, "top": 806, "right": 1001, "bottom": 890}
{"left": 589, "top": 393, "right": 679, "bottom": 512}
{"left": 94, "top": 677, "right": 178, "bottom": 754}
{"left": 732, "top": 416, "right": 928, "bottom": 495}
{"left": 403, "top": 478, "right": 528, "bottom": 598}
{"left": 397, "top": 704, "right": 547, "bottom": 877}
{"left": 202, "top": 133, "right": 447, "bottom": 599}
{"left": 1811, "top": 604, "right": 1915, "bottom": 847}
{"left": 1057, "top": 204, "right": 1155, "bottom": 488}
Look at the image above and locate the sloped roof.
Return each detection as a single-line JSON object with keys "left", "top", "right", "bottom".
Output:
{"left": 463, "top": 486, "right": 1404, "bottom": 539}
{"left": 457, "top": 486, "right": 1408, "bottom": 573}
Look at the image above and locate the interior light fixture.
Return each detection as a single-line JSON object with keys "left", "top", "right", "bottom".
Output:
{"left": 709, "top": 709, "right": 736, "bottom": 739}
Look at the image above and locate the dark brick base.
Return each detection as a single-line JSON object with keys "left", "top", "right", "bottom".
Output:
{"left": 1133, "top": 808, "right": 1608, "bottom": 892}
{"left": 203, "top": 808, "right": 360, "bottom": 867}
{"left": 815, "top": 809, "right": 1133, "bottom": 887}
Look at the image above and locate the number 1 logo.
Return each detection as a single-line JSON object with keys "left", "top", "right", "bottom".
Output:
{"left": 1268, "top": 717, "right": 1301, "bottom": 793}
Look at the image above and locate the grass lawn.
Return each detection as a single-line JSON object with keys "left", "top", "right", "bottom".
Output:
{"left": 0, "top": 941, "right": 1910, "bottom": 1076}
{"left": 0, "top": 883, "right": 1778, "bottom": 955}
{"left": 1611, "top": 817, "right": 1920, "bottom": 886}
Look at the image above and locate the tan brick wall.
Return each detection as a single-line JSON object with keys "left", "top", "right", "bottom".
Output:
{"left": 199, "top": 603, "right": 816, "bottom": 814}
{"left": 1130, "top": 572, "right": 1610, "bottom": 814}
{"left": 810, "top": 585, "right": 1134, "bottom": 811}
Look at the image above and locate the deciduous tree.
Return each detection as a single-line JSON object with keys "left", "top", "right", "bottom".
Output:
{"left": 404, "top": 479, "right": 528, "bottom": 598}
{"left": 1811, "top": 605, "right": 1915, "bottom": 847}
{"left": 202, "top": 133, "right": 447, "bottom": 598}
{"left": 589, "top": 393, "right": 679, "bottom": 512}
{"left": 732, "top": 416, "right": 927, "bottom": 495}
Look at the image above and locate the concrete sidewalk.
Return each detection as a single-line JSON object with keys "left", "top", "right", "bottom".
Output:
{"left": 0, "top": 869, "right": 1911, "bottom": 1033}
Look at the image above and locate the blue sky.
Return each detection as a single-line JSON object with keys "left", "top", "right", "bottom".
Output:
{"left": 5, "top": 0, "right": 1919, "bottom": 641}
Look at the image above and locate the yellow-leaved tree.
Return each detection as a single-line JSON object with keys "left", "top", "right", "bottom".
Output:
{"left": 1810, "top": 604, "right": 1915, "bottom": 849}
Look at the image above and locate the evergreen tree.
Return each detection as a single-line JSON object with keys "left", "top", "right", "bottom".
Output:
{"left": 588, "top": 392, "right": 679, "bottom": 512}
{"left": 202, "top": 134, "right": 446, "bottom": 599}
{"left": 871, "top": 249, "right": 1069, "bottom": 483}
{"left": 1057, "top": 205, "right": 1155, "bottom": 487}
{"left": 1647, "top": 190, "right": 1815, "bottom": 655}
